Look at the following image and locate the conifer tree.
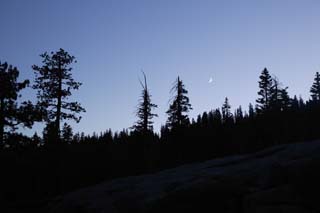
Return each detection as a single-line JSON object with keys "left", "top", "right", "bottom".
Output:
{"left": 213, "top": 109, "right": 222, "bottom": 125}
{"left": 43, "top": 122, "right": 56, "bottom": 144}
{"left": 256, "top": 68, "right": 273, "bottom": 113}
{"left": 201, "top": 112, "right": 209, "bottom": 127}
{"left": 62, "top": 123, "right": 73, "bottom": 143}
{"left": 32, "top": 49, "right": 85, "bottom": 143}
{"left": 222, "top": 97, "right": 232, "bottom": 123}
{"left": 166, "top": 76, "right": 192, "bottom": 129}
{"left": 291, "top": 95, "right": 299, "bottom": 111}
{"left": 132, "top": 72, "right": 157, "bottom": 133}
{"left": 0, "top": 61, "right": 39, "bottom": 144}
{"left": 235, "top": 106, "right": 244, "bottom": 123}
{"left": 269, "top": 77, "right": 290, "bottom": 111}
{"left": 248, "top": 103, "right": 255, "bottom": 119}
{"left": 279, "top": 87, "right": 290, "bottom": 111}
{"left": 270, "top": 77, "right": 281, "bottom": 111}
{"left": 299, "top": 96, "right": 305, "bottom": 109}
{"left": 310, "top": 72, "right": 320, "bottom": 102}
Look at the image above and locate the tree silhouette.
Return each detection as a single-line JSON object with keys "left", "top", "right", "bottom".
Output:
{"left": 270, "top": 77, "right": 281, "bottom": 111}
{"left": 166, "top": 76, "right": 192, "bottom": 129}
{"left": 132, "top": 72, "right": 157, "bottom": 133}
{"left": 62, "top": 123, "right": 73, "bottom": 144}
{"left": 32, "top": 49, "right": 85, "bottom": 143}
{"left": 310, "top": 72, "right": 320, "bottom": 102}
{"left": 235, "top": 106, "right": 244, "bottom": 123}
{"left": 0, "top": 61, "right": 39, "bottom": 144}
{"left": 256, "top": 68, "right": 273, "bottom": 113}
{"left": 269, "top": 77, "right": 290, "bottom": 111}
{"left": 222, "top": 97, "right": 232, "bottom": 123}
{"left": 42, "top": 122, "right": 57, "bottom": 144}
{"left": 248, "top": 103, "right": 255, "bottom": 119}
{"left": 279, "top": 87, "right": 290, "bottom": 111}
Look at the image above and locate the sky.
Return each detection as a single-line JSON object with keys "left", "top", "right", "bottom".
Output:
{"left": 1, "top": 0, "right": 320, "bottom": 135}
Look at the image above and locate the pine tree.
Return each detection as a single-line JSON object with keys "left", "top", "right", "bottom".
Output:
{"left": 213, "top": 109, "right": 222, "bottom": 125}
{"left": 166, "top": 76, "right": 192, "bottom": 129}
{"left": 256, "top": 68, "right": 273, "bottom": 113}
{"left": 132, "top": 72, "right": 157, "bottom": 133}
{"left": 201, "top": 112, "right": 209, "bottom": 128}
{"left": 32, "top": 49, "right": 85, "bottom": 143}
{"left": 310, "top": 72, "right": 320, "bottom": 102}
{"left": 279, "top": 87, "right": 290, "bottom": 111}
{"left": 299, "top": 96, "right": 305, "bottom": 109}
{"left": 43, "top": 122, "right": 56, "bottom": 144}
{"left": 235, "top": 106, "right": 244, "bottom": 123}
{"left": 270, "top": 77, "right": 281, "bottom": 111}
{"left": 222, "top": 97, "right": 232, "bottom": 123}
{"left": 0, "top": 61, "right": 39, "bottom": 144}
{"left": 62, "top": 123, "right": 73, "bottom": 143}
{"left": 269, "top": 77, "right": 290, "bottom": 111}
{"left": 248, "top": 103, "right": 255, "bottom": 119}
{"left": 291, "top": 95, "right": 299, "bottom": 111}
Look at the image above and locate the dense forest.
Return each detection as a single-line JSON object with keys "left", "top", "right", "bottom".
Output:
{"left": 1, "top": 49, "right": 320, "bottom": 210}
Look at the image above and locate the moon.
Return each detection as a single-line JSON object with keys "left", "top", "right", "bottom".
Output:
{"left": 208, "top": 77, "right": 213, "bottom": 84}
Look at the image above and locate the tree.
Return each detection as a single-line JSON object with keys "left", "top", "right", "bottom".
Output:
{"left": 32, "top": 49, "right": 85, "bottom": 143}
{"left": 62, "top": 123, "right": 73, "bottom": 144}
{"left": 213, "top": 109, "right": 222, "bottom": 125}
{"left": 269, "top": 77, "right": 290, "bottom": 111}
{"left": 0, "top": 61, "right": 38, "bottom": 144}
{"left": 269, "top": 77, "right": 281, "bottom": 111}
{"left": 201, "top": 112, "right": 209, "bottom": 127}
{"left": 248, "top": 103, "right": 255, "bottom": 119}
{"left": 132, "top": 72, "right": 157, "bottom": 133}
{"left": 310, "top": 72, "right": 320, "bottom": 102}
{"left": 256, "top": 68, "right": 273, "bottom": 113}
{"left": 235, "top": 106, "right": 244, "bottom": 123}
{"left": 222, "top": 97, "right": 233, "bottom": 124}
{"left": 166, "top": 76, "right": 192, "bottom": 129}
{"left": 279, "top": 87, "right": 290, "bottom": 111}
{"left": 43, "top": 122, "right": 56, "bottom": 144}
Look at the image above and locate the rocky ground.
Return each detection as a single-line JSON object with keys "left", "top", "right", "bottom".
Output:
{"left": 48, "top": 140, "right": 320, "bottom": 213}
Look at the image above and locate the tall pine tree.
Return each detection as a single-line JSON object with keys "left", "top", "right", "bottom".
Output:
{"left": 310, "top": 72, "right": 320, "bottom": 102}
{"left": 32, "top": 49, "right": 85, "bottom": 143}
{"left": 222, "top": 97, "right": 233, "bottom": 124}
{"left": 269, "top": 77, "right": 290, "bottom": 111}
{"left": 248, "top": 103, "right": 255, "bottom": 119}
{"left": 132, "top": 72, "right": 157, "bottom": 133}
{"left": 166, "top": 76, "right": 192, "bottom": 129}
{"left": 256, "top": 68, "right": 273, "bottom": 113}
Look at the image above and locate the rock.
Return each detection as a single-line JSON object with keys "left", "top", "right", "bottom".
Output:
{"left": 48, "top": 140, "right": 320, "bottom": 213}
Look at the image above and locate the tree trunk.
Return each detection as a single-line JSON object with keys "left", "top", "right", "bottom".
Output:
{"left": 143, "top": 100, "right": 148, "bottom": 133}
{"left": 55, "top": 60, "right": 62, "bottom": 143}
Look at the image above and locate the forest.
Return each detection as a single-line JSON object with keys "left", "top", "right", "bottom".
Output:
{"left": 1, "top": 48, "right": 320, "bottom": 210}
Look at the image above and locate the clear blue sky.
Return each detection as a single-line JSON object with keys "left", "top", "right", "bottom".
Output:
{"left": 1, "top": 0, "right": 319, "bottom": 135}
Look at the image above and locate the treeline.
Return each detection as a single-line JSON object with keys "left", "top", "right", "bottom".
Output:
{"left": 1, "top": 49, "right": 320, "bottom": 209}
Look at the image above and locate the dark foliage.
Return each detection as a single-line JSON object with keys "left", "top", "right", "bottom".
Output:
{"left": 0, "top": 61, "right": 41, "bottom": 145}
{"left": 310, "top": 71, "right": 320, "bottom": 102}
{"left": 166, "top": 76, "right": 192, "bottom": 129}
{"left": 256, "top": 68, "right": 273, "bottom": 113}
{"left": 32, "top": 49, "right": 85, "bottom": 143}
{"left": 132, "top": 72, "right": 157, "bottom": 133}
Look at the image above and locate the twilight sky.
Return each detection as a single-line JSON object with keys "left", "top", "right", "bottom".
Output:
{"left": 1, "top": 0, "right": 320, "bottom": 135}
